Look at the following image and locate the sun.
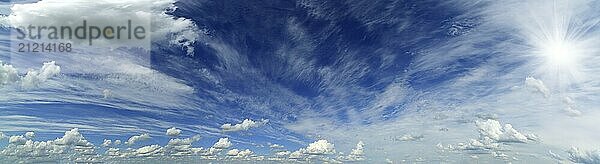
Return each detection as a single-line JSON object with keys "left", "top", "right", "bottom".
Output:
{"left": 539, "top": 38, "right": 578, "bottom": 67}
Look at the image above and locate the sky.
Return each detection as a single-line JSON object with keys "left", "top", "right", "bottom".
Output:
{"left": 0, "top": 0, "right": 600, "bottom": 163}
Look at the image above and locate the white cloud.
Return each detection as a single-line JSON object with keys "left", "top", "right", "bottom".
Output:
{"left": 1, "top": 128, "right": 94, "bottom": 157}
{"left": 475, "top": 119, "right": 529, "bottom": 143}
{"left": 269, "top": 143, "right": 284, "bottom": 149}
{"left": 288, "top": 150, "right": 304, "bottom": 159}
{"left": 226, "top": 149, "right": 240, "bottom": 156}
{"left": 101, "top": 139, "right": 112, "bottom": 147}
{"left": 305, "top": 140, "right": 335, "bottom": 155}
{"left": 126, "top": 133, "right": 151, "bottom": 146}
{"left": 0, "top": 62, "right": 19, "bottom": 86}
{"left": 6, "top": 0, "right": 200, "bottom": 54}
{"left": 525, "top": 77, "right": 550, "bottom": 98}
{"left": 163, "top": 135, "right": 201, "bottom": 156}
{"left": 221, "top": 119, "right": 269, "bottom": 132}
{"left": 8, "top": 135, "right": 26, "bottom": 145}
{"left": 0, "top": 61, "right": 60, "bottom": 88}
{"left": 106, "top": 148, "right": 120, "bottom": 156}
{"left": 24, "top": 132, "right": 34, "bottom": 139}
{"left": 226, "top": 148, "right": 253, "bottom": 158}
{"left": 102, "top": 89, "right": 112, "bottom": 99}
{"left": 21, "top": 61, "right": 61, "bottom": 89}
{"left": 395, "top": 134, "right": 424, "bottom": 141}
{"left": 563, "top": 97, "right": 582, "bottom": 117}
{"left": 237, "top": 149, "right": 253, "bottom": 158}
{"left": 275, "top": 151, "right": 291, "bottom": 156}
{"left": 134, "top": 145, "right": 162, "bottom": 157}
{"left": 212, "top": 138, "right": 232, "bottom": 149}
{"left": 113, "top": 140, "right": 122, "bottom": 145}
{"left": 350, "top": 141, "right": 365, "bottom": 156}
{"left": 338, "top": 141, "right": 365, "bottom": 161}
{"left": 166, "top": 127, "right": 182, "bottom": 137}
{"left": 567, "top": 147, "right": 600, "bottom": 164}
{"left": 53, "top": 128, "right": 93, "bottom": 146}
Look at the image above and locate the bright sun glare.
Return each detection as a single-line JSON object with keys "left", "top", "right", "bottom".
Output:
{"left": 541, "top": 38, "right": 577, "bottom": 66}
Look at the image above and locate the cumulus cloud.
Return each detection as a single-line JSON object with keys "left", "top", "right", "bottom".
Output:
{"left": 304, "top": 140, "right": 336, "bottom": 155}
{"left": 212, "top": 138, "right": 232, "bottom": 149}
{"left": 24, "top": 132, "right": 34, "bottom": 139}
{"left": 475, "top": 119, "right": 529, "bottom": 143}
{"left": 166, "top": 127, "right": 182, "bottom": 137}
{"left": 269, "top": 143, "right": 284, "bottom": 149}
{"left": 525, "top": 77, "right": 550, "bottom": 98}
{"left": 227, "top": 149, "right": 253, "bottom": 158}
{"left": 338, "top": 141, "right": 365, "bottom": 161}
{"left": 288, "top": 139, "right": 336, "bottom": 159}
{"left": 0, "top": 61, "right": 60, "bottom": 88}
{"left": 275, "top": 151, "right": 291, "bottom": 156}
{"left": 221, "top": 119, "right": 269, "bottom": 132}
{"left": 134, "top": 145, "right": 162, "bottom": 157}
{"left": 21, "top": 61, "right": 61, "bottom": 89}
{"left": 163, "top": 135, "right": 201, "bottom": 156}
{"left": 126, "top": 133, "right": 151, "bottom": 146}
{"left": 0, "top": 62, "right": 19, "bottom": 86}
{"left": 1, "top": 128, "right": 94, "bottom": 157}
{"left": 114, "top": 140, "right": 122, "bottom": 145}
{"left": 8, "top": 135, "right": 26, "bottom": 145}
{"left": 439, "top": 119, "right": 538, "bottom": 158}
{"left": 350, "top": 141, "right": 365, "bottom": 156}
{"left": 101, "top": 139, "right": 112, "bottom": 147}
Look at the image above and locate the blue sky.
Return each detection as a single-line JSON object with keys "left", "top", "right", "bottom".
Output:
{"left": 1, "top": 0, "right": 600, "bottom": 163}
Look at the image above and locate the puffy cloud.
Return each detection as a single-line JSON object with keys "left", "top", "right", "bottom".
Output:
{"left": 0, "top": 62, "right": 19, "bottom": 86}
{"left": 350, "top": 141, "right": 365, "bottom": 156}
{"left": 166, "top": 127, "right": 182, "bottom": 137}
{"left": 101, "top": 139, "right": 112, "bottom": 147}
{"left": 163, "top": 135, "right": 201, "bottom": 156}
{"left": 288, "top": 150, "right": 304, "bottom": 159}
{"left": 113, "top": 140, "right": 122, "bottom": 145}
{"left": 226, "top": 149, "right": 240, "bottom": 156}
{"left": 567, "top": 147, "right": 600, "bottom": 164}
{"left": 269, "top": 143, "right": 284, "bottom": 149}
{"left": 226, "top": 149, "right": 253, "bottom": 158}
{"left": 237, "top": 149, "right": 253, "bottom": 158}
{"left": 475, "top": 119, "right": 529, "bottom": 143}
{"left": 24, "top": 132, "right": 35, "bottom": 139}
{"left": 525, "top": 77, "right": 550, "bottom": 97}
{"left": 221, "top": 119, "right": 269, "bottom": 132}
{"left": 0, "top": 61, "right": 60, "bottom": 88}
{"left": 338, "top": 141, "right": 366, "bottom": 161}
{"left": 106, "top": 148, "right": 120, "bottom": 156}
{"left": 212, "top": 138, "right": 232, "bottom": 149}
{"left": 1, "top": 128, "right": 94, "bottom": 157}
{"left": 54, "top": 128, "right": 93, "bottom": 146}
{"left": 126, "top": 133, "right": 151, "bottom": 146}
{"left": 135, "top": 145, "right": 162, "bottom": 157}
{"left": 287, "top": 139, "right": 336, "bottom": 159}
{"left": 21, "top": 61, "right": 61, "bottom": 89}
{"left": 8, "top": 135, "right": 27, "bottom": 145}
{"left": 275, "top": 151, "right": 291, "bottom": 156}
{"left": 102, "top": 89, "right": 112, "bottom": 99}
{"left": 304, "top": 140, "right": 336, "bottom": 155}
